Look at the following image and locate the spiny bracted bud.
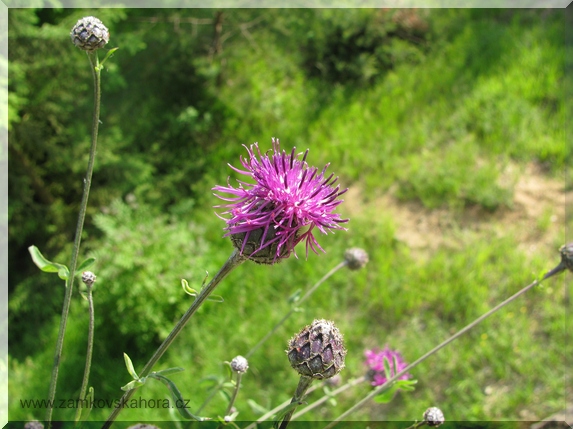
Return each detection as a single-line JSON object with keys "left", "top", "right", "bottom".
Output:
{"left": 344, "top": 247, "right": 369, "bottom": 270}
{"left": 559, "top": 243, "right": 573, "bottom": 272}
{"left": 230, "top": 355, "right": 249, "bottom": 374}
{"left": 230, "top": 225, "right": 297, "bottom": 265}
{"left": 423, "top": 407, "right": 445, "bottom": 427}
{"left": 70, "top": 16, "right": 110, "bottom": 51}
{"left": 82, "top": 271, "right": 96, "bottom": 286}
{"left": 287, "top": 319, "right": 346, "bottom": 380}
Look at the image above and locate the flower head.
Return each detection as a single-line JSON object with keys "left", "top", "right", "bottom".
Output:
{"left": 230, "top": 355, "right": 249, "bottom": 374}
{"left": 364, "top": 346, "right": 411, "bottom": 386}
{"left": 344, "top": 247, "right": 369, "bottom": 270}
{"left": 213, "top": 138, "right": 348, "bottom": 264}
{"left": 287, "top": 319, "right": 347, "bottom": 380}
{"left": 423, "top": 407, "right": 445, "bottom": 427}
{"left": 70, "top": 16, "right": 110, "bottom": 51}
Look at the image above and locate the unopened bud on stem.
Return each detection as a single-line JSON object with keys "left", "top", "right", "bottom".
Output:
{"left": 71, "top": 16, "right": 110, "bottom": 51}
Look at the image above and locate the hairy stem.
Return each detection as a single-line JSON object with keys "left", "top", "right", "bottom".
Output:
{"left": 225, "top": 373, "right": 243, "bottom": 417}
{"left": 46, "top": 51, "right": 101, "bottom": 425}
{"left": 74, "top": 283, "right": 95, "bottom": 423}
{"left": 278, "top": 376, "right": 314, "bottom": 429}
{"left": 102, "top": 250, "right": 245, "bottom": 428}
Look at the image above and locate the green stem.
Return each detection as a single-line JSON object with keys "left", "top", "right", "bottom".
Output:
{"left": 278, "top": 376, "right": 314, "bottom": 429}
{"left": 322, "top": 264, "right": 566, "bottom": 429}
{"left": 291, "top": 376, "right": 366, "bottom": 421}
{"left": 225, "top": 373, "right": 243, "bottom": 417}
{"left": 102, "top": 250, "right": 245, "bottom": 429}
{"left": 45, "top": 51, "right": 102, "bottom": 425}
{"left": 74, "top": 283, "right": 95, "bottom": 424}
{"left": 245, "top": 261, "right": 346, "bottom": 359}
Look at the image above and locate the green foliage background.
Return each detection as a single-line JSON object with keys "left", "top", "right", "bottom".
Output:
{"left": 8, "top": 7, "right": 571, "bottom": 425}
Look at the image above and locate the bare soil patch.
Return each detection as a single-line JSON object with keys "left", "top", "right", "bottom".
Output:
{"left": 344, "top": 163, "right": 570, "bottom": 259}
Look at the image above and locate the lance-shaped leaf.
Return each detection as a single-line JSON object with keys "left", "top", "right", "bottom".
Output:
{"left": 123, "top": 353, "right": 139, "bottom": 380}
{"left": 77, "top": 257, "right": 96, "bottom": 273}
{"left": 148, "top": 372, "right": 210, "bottom": 421}
{"left": 28, "top": 245, "right": 70, "bottom": 280}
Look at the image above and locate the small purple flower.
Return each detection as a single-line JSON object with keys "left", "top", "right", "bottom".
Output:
{"left": 364, "top": 346, "right": 411, "bottom": 387}
{"left": 213, "top": 138, "right": 348, "bottom": 263}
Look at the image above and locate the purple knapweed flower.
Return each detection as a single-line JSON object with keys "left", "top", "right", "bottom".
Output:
{"left": 213, "top": 138, "right": 348, "bottom": 264}
{"left": 364, "top": 346, "right": 411, "bottom": 387}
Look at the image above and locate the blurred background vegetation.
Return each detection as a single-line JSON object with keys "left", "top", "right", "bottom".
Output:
{"left": 8, "top": 7, "right": 572, "bottom": 425}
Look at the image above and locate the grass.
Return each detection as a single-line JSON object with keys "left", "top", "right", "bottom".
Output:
{"left": 8, "top": 8, "right": 571, "bottom": 427}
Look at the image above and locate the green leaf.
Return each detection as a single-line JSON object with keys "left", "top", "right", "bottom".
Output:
{"left": 273, "top": 401, "right": 304, "bottom": 428}
{"left": 383, "top": 357, "right": 392, "bottom": 380}
{"left": 98, "top": 47, "right": 119, "bottom": 70}
{"left": 121, "top": 379, "right": 145, "bottom": 391}
{"left": 288, "top": 289, "right": 302, "bottom": 304}
{"left": 182, "top": 278, "right": 223, "bottom": 302}
{"left": 394, "top": 379, "right": 418, "bottom": 391}
{"left": 155, "top": 367, "right": 185, "bottom": 377}
{"left": 373, "top": 379, "right": 417, "bottom": 403}
{"left": 247, "top": 399, "right": 269, "bottom": 415}
{"left": 28, "top": 245, "right": 69, "bottom": 280}
{"left": 77, "top": 386, "right": 95, "bottom": 423}
{"left": 148, "top": 372, "right": 210, "bottom": 421}
{"left": 373, "top": 382, "right": 399, "bottom": 404}
{"left": 123, "top": 352, "right": 139, "bottom": 380}
{"left": 77, "top": 257, "right": 96, "bottom": 273}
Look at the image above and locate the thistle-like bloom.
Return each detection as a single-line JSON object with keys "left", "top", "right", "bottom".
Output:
{"left": 364, "top": 346, "right": 411, "bottom": 386}
{"left": 213, "top": 138, "right": 348, "bottom": 264}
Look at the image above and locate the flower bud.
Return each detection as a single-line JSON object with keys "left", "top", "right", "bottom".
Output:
{"left": 423, "top": 407, "right": 445, "bottom": 427}
{"left": 230, "top": 355, "right": 249, "bottom": 374}
{"left": 559, "top": 243, "right": 573, "bottom": 272}
{"left": 24, "top": 422, "right": 44, "bottom": 429}
{"left": 287, "top": 319, "right": 346, "bottom": 380}
{"left": 344, "top": 247, "right": 369, "bottom": 270}
{"left": 82, "top": 271, "right": 97, "bottom": 287}
{"left": 70, "top": 16, "right": 110, "bottom": 51}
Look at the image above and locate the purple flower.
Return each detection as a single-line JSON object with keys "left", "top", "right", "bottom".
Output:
{"left": 213, "top": 138, "right": 348, "bottom": 263}
{"left": 364, "top": 346, "right": 411, "bottom": 387}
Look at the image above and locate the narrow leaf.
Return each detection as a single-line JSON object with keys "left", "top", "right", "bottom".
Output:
{"left": 58, "top": 266, "right": 69, "bottom": 280}
{"left": 99, "top": 47, "right": 119, "bottom": 69}
{"left": 155, "top": 367, "right": 185, "bottom": 377}
{"left": 78, "top": 387, "right": 95, "bottom": 423}
{"left": 77, "top": 257, "right": 96, "bottom": 273}
{"left": 148, "top": 373, "right": 210, "bottom": 421}
{"left": 121, "top": 379, "right": 145, "bottom": 391}
{"left": 373, "top": 383, "right": 399, "bottom": 404}
{"left": 247, "top": 399, "right": 269, "bottom": 415}
{"left": 28, "top": 245, "right": 69, "bottom": 277}
{"left": 123, "top": 353, "right": 139, "bottom": 380}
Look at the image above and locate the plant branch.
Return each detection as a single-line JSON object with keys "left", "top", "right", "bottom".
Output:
{"left": 74, "top": 282, "right": 95, "bottom": 423}
{"left": 46, "top": 51, "right": 101, "bottom": 425}
{"left": 102, "top": 249, "right": 245, "bottom": 429}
